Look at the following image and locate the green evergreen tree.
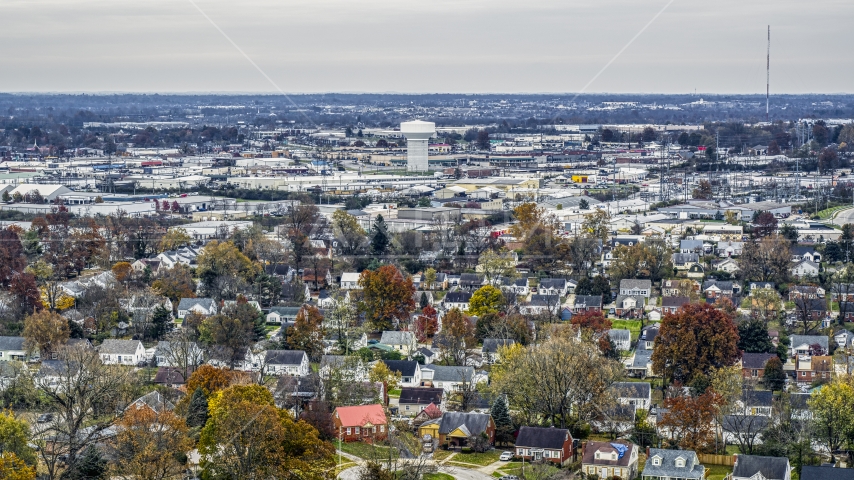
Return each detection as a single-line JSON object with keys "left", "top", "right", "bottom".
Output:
{"left": 61, "top": 445, "right": 108, "bottom": 479}
{"left": 490, "top": 395, "right": 514, "bottom": 446}
{"left": 186, "top": 387, "right": 210, "bottom": 429}
{"left": 419, "top": 292, "right": 429, "bottom": 309}
{"left": 762, "top": 357, "right": 786, "bottom": 391}
{"left": 737, "top": 320, "right": 775, "bottom": 354}
{"left": 149, "top": 305, "right": 173, "bottom": 341}
{"left": 371, "top": 214, "right": 389, "bottom": 256}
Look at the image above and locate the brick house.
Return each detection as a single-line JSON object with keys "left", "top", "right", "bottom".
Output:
{"left": 741, "top": 352, "right": 777, "bottom": 379}
{"left": 796, "top": 355, "right": 832, "bottom": 384}
{"left": 514, "top": 426, "right": 574, "bottom": 465}
{"left": 333, "top": 404, "right": 388, "bottom": 442}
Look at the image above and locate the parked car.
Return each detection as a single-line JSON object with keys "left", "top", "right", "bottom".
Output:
{"left": 37, "top": 413, "right": 54, "bottom": 423}
{"left": 499, "top": 451, "right": 514, "bottom": 461}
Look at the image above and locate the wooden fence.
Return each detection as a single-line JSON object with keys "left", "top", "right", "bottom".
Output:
{"left": 698, "top": 453, "right": 736, "bottom": 466}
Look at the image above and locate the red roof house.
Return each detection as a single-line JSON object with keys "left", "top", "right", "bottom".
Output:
{"left": 333, "top": 404, "right": 388, "bottom": 443}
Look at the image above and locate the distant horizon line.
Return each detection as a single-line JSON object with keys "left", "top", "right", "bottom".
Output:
{"left": 1, "top": 91, "right": 853, "bottom": 97}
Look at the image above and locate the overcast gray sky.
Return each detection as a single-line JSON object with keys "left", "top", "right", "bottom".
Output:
{"left": 1, "top": 0, "right": 849, "bottom": 94}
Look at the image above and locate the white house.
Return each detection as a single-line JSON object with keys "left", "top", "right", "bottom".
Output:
{"left": 0, "top": 336, "right": 29, "bottom": 362}
{"left": 99, "top": 340, "right": 146, "bottom": 366}
{"left": 379, "top": 331, "right": 417, "bottom": 356}
{"left": 340, "top": 272, "right": 361, "bottom": 290}
{"left": 154, "top": 341, "right": 204, "bottom": 367}
{"left": 420, "top": 365, "right": 478, "bottom": 392}
{"left": 177, "top": 298, "right": 218, "bottom": 319}
{"left": 261, "top": 350, "right": 310, "bottom": 376}
{"left": 619, "top": 279, "right": 652, "bottom": 298}
{"left": 791, "top": 259, "right": 820, "bottom": 278}
{"left": 612, "top": 382, "right": 652, "bottom": 410}
{"left": 266, "top": 306, "right": 301, "bottom": 325}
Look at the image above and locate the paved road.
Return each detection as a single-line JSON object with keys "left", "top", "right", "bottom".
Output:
{"left": 833, "top": 207, "right": 854, "bottom": 226}
{"left": 337, "top": 454, "right": 494, "bottom": 480}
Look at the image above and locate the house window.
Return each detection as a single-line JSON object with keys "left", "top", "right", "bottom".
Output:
{"left": 676, "top": 458, "right": 685, "bottom": 468}
{"left": 801, "top": 371, "right": 807, "bottom": 377}
{"left": 346, "top": 428, "right": 351, "bottom": 435}
{"left": 652, "top": 457, "right": 661, "bottom": 466}
{"left": 380, "top": 425, "right": 384, "bottom": 433}
{"left": 355, "top": 427, "right": 360, "bottom": 434}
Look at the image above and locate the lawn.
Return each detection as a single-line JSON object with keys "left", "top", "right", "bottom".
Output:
{"left": 705, "top": 464, "right": 733, "bottom": 480}
{"left": 450, "top": 450, "right": 504, "bottom": 466}
{"left": 339, "top": 441, "right": 399, "bottom": 460}
{"left": 423, "top": 474, "right": 454, "bottom": 480}
{"left": 611, "top": 319, "right": 642, "bottom": 341}
{"left": 492, "top": 463, "right": 558, "bottom": 479}
{"left": 388, "top": 388, "right": 402, "bottom": 398}
{"left": 432, "top": 449, "right": 454, "bottom": 462}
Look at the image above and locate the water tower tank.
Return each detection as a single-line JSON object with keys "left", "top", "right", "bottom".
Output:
{"left": 400, "top": 120, "right": 435, "bottom": 172}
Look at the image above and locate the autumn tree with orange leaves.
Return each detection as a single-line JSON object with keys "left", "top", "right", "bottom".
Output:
{"left": 185, "top": 365, "right": 237, "bottom": 397}
{"left": 570, "top": 309, "right": 612, "bottom": 335}
{"left": 652, "top": 303, "right": 740, "bottom": 385}
{"left": 358, "top": 265, "right": 415, "bottom": 331}
{"left": 658, "top": 390, "right": 724, "bottom": 452}
{"left": 112, "top": 406, "right": 193, "bottom": 480}
{"left": 288, "top": 305, "right": 325, "bottom": 361}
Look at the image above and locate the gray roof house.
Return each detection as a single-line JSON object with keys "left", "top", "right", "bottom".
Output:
{"left": 619, "top": 279, "right": 652, "bottom": 298}
{"left": 422, "top": 365, "right": 475, "bottom": 391}
{"left": 642, "top": 448, "right": 704, "bottom": 480}
{"left": 482, "top": 339, "right": 516, "bottom": 364}
{"left": 790, "top": 335, "right": 829, "bottom": 357}
{"left": 0, "top": 336, "right": 28, "bottom": 361}
{"left": 731, "top": 455, "right": 791, "bottom": 480}
{"left": 612, "top": 382, "right": 652, "bottom": 409}
{"left": 176, "top": 298, "right": 217, "bottom": 319}
{"left": 263, "top": 350, "right": 310, "bottom": 376}
{"left": 607, "top": 329, "right": 631, "bottom": 351}
{"left": 800, "top": 465, "right": 854, "bottom": 480}
{"left": 380, "top": 331, "right": 416, "bottom": 355}
{"left": 437, "top": 411, "right": 494, "bottom": 438}
{"left": 267, "top": 306, "right": 301, "bottom": 325}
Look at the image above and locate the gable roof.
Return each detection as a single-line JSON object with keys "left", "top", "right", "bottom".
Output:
{"left": 264, "top": 350, "right": 307, "bottom": 366}
{"left": 731, "top": 455, "right": 789, "bottom": 479}
{"left": 800, "top": 466, "right": 854, "bottom": 480}
{"left": 99, "top": 339, "right": 142, "bottom": 355}
{"left": 539, "top": 278, "right": 567, "bottom": 290}
{"left": 382, "top": 360, "right": 419, "bottom": 378}
{"left": 334, "top": 404, "right": 387, "bottom": 427}
{"left": 742, "top": 352, "right": 777, "bottom": 370}
{"left": 644, "top": 448, "right": 703, "bottom": 479}
{"left": 574, "top": 295, "right": 602, "bottom": 308}
{"left": 423, "top": 365, "right": 474, "bottom": 383}
{"left": 620, "top": 279, "right": 652, "bottom": 290}
{"left": 0, "top": 336, "right": 26, "bottom": 351}
{"left": 177, "top": 297, "right": 216, "bottom": 311}
{"left": 515, "top": 426, "right": 571, "bottom": 449}
{"left": 438, "top": 412, "right": 492, "bottom": 436}
{"left": 398, "top": 387, "right": 443, "bottom": 405}
{"left": 662, "top": 296, "right": 691, "bottom": 308}
{"left": 790, "top": 335, "right": 829, "bottom": 351}
{"left": 607, "top": 329, "right": 630, "bottom": 342}
{"left": 131, "top": 390, "right": 175, "bottom": 413}
{"left": 444, "top": 291, "right": 472, "bottom": 303}
{"left": 612, "top": 381, "right": 651, "bottom": 399}
{"left": 582, "top": 440, "right": 635, "bottom": 466}
{"left": 380, "top": 331, "right": 415, "bottom": 346}
{"left": 153, "top": 367, "right": 190, "bottom": 384}
{"left": 482, "top": 338, "right": 515, "bottom": 353}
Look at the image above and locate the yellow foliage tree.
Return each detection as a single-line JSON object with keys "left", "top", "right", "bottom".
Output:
{"left": 369, "top": 361, "right": 401, "bottom": 392}
{"left": 0, "top": 452, "right": 36, "bottom": 480}
{"left": 113, "top": 406, "right": 193, "bottom": 479}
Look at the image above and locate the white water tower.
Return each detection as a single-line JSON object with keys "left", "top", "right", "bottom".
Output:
{"left": 400, "top": 120, "right": 435, "bottom": 172}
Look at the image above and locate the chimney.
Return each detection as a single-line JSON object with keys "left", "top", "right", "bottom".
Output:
{"left": 733, "top": 454, "right": 738, "bottom": 467}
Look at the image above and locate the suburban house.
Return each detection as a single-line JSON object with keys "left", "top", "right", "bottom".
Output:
{"left": 662, "top": 279, "right": 700, "bottom": 297}
{"left": 538, "top": 278, "right": 569, "bottom": 296}
{"left": 680, "top": 239, "right": 705, "bottom": 254}
{"left": 716, "top": 241, "right": 744, "bottom": 257}
{"left": 0, "top": 336, "right": 28, "bottom": 361}
{"left": 741, "top": 390, "right": 774, "bottom": 417}
{"left": 837, "top": 303, "right": 854, "bottom": 322}
{"left": 642, "top": 449, "right": 704, "bottom": 480}
{"left": 796, "top": 355, "right": 832, "bottom": 384}
{"left": 793, "top": 298, "right": 829, "bottom": 322}
{"left": 128, "top": 390, "right": 175, "bottom": 414}
{"left": 98, "top": 340, "right": 146, "bottom": 366}
{"left": 266, "top": 306, "right": 301, "bottom": 325}
{"left": 672, "top": 252, "right": 701, "bottom": 272}
{"left": 703, "top": 280, "right": 740, "bottom": 300}
{"left": 607, "top": 329, "right": 632, "bottom": 351}
{"left": 514, "top": 426, "right": 574, "bottom": 465}
{"left": 421, "top": 365, "right": 476, "bottom": 392}
{"left": 481, "top": 338, "right": 516, "bottom": 364}
{"left": 638, "top": 325, "right": 659, "bottom": 351}
{"left": 333, "top": 404, "right": 388, "bottom": 442}
{"left": 572, "top": 295, "right": 603, "bottom": 313}
{"left": 791, "top": 259, "right": 820, "bottom": 278}
{"left": 498, "top": 277, "right": 529, "bottom": 295}
{"left": 581, "top": 440, "right": 639, "bottom": 480}
{"left": 614, "top": 295, "right": 645, "bottom": 318}
{"left": 830, "top": 283, "right": 854, "bottom": 302}
{"left": 420, "top": 412, "right": 495, "bottom": 449}
{"left": 379, "top": 331, "right": 417, "bottom": 356}
{"left": 263, "top": 350, "right": 310, "bottom": 376}
{"left": 713, "top": 258, "right": 740, "bottom": 274}
{"left": 382, "top": 360, "right": 422, "bottom": 387}
{"left": 835, "top": 329, "right": 854, "bottom": 348}
{"left": 154, "top": 367, "right": 191, "bottom": 388}
{"left": 789, "top": 335, "right": 829, "bottom": 357}
{"left": 730, "top": 455, "right": 791, "bottom": 480}
{"left": 521, "top": 295, "right": 561, "bottom": 315}
{"left": 340, "top": 272, "right": 361, "bottom": 290}
{"left": 612, "top": 382, "right": 652, "bottom": 410}
{"left": 722, "top": 414, "right": 770, "bottom": 447}
{"left": 398, "top": 387, "right": 444, "bottom": 416}
{"left": 619, "top": 279, "right": 652, "bottom": 298}
{"left": 626, "top": 350, "right": 653, "bottom": 378}
{"left": 749, "top": 282, "right": 776, "bottom": 293}
{"left": 792, "top": 246, "right": 821, "bottom": 263}
{"left": 789, "top": 285, "right": 825, "bottom": 300}
{"left": 154, "top": 340, "right": 204, "bottom": 367}
{"left": 443, "top": 291, "right": 472, "bottom": 311}
{"left": 741, "top": 352, "right": 777, "bottom": 379}
{"left": 458, "top": 273, "right": 485, "bottom": 291}
{"left": 176, "top": 298, "right": 218, "bottom": 319}
{"left": 661, "top": 296, "right": 690, "bottom": 315}
{"left": 800, "top": 465, "right": 854, "bottom": 480}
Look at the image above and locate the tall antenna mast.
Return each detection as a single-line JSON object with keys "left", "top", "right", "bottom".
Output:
{"left": 766, "top": 25, "right": 770, "bottom": 122}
